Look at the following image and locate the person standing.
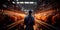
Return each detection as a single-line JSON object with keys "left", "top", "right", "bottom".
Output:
{"left": 24, "top": 10, "right": 35, "bottom": 30}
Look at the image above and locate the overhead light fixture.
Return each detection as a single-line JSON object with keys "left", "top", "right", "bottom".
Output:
{"left": 25, "top": 2, "right": 30, "bottom": 4}
{"left": 12, "top": 2, "right": 15, "bottom": 4}
{"left": 16, "top": 0, "right": 18, "bottom": 1}
{"left": 30, "top": 2, "right": 34, "bottom": 4}
{"left": 20, "top": 2, "right": 24, "bottom": 4}
{"left": 17, "top": 2, "right": 19, "bottom": 4}
{"left": 30, "top": 2, "right": 37, "bottom": 4}
{"left": 12, "top": 1, "right": 37, "bottom": 4}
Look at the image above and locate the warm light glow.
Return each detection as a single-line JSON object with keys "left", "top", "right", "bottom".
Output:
{"left": 4, "top": 10, "right": 26, "bottom": 21}
{"left": 3, "top": 10, "right": 56, "bottom": 30}
{"left": 34, "top": 10, "right": 55, "bottom": 22}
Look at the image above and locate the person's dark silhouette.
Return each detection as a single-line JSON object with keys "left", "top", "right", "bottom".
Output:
{"left": 24, "top": 10, "right": 35, "bottom": 30}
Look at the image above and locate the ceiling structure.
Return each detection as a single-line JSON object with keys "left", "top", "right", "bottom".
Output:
{"left": 0, "top": 0, "right": 60, "bottom": 11}
{"left": 12, "top": 0, "right": 37, "bottom": 10}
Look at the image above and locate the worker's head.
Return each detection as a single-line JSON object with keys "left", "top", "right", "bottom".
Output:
{"left": 28, "top": 10, "right": 32, "bottom": 15}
